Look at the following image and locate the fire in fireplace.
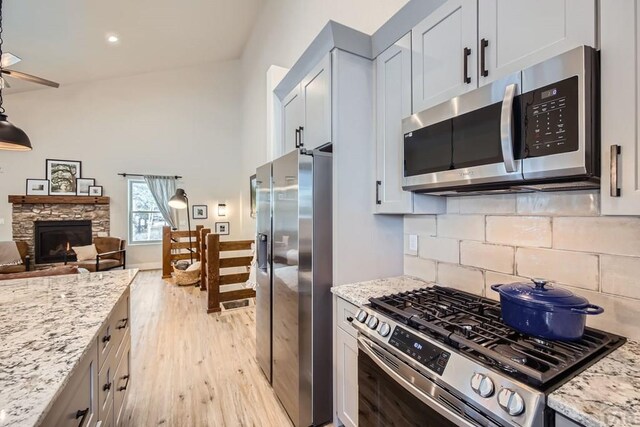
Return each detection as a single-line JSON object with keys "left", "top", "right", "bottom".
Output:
{"left": 34, "top": 220, "right": 92, "bottom": 264}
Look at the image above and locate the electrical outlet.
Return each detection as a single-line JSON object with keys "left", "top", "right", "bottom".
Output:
{"left": 0, "top": 218, "right": 4, "bottom": 225}
{"left": 406, "top": 234, "right": 418, "bottom": 256}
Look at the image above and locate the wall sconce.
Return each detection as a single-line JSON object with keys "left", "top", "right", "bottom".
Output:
{"left": 217, "top": 203, "right": 227, "bottom": 217}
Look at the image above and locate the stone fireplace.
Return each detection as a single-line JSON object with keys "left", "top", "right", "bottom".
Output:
{"left": 11, "top": 198, "right": 110, "bottom": 266}
{"left": 34, "top": 220, "right": 92, "bottom": 264}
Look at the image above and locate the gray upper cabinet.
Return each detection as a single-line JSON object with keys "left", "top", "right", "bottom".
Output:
{"left": 375, "top": 33, "right": 414, "bottom": 213}
{"left": 600, "top": 0, "right": 640, "bottom": 215}
{"left": 478, "top": 0, "right": 597, "bottom": 86}
{"left": 412, "top": 0, "right": 478, "bottom": 112}
{"left": 282, "top": 86, "right": 303, "bottom": 155}
{"left": 301, "top": 53, "right": 332, "bottom": 151}
{"left": 411, "top": 0, "right": 596, "bottom": 112}
{"left": 281, "top": 53, "right": 332, "bottom": 155}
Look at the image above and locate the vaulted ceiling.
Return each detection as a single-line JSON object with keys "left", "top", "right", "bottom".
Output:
{"left": 2, "top": 0, "right": 264, "bottom": 93}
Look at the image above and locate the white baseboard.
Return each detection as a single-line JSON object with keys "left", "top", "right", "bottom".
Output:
{"left": 128, "top": 262, "right": 161, "bottom": 271}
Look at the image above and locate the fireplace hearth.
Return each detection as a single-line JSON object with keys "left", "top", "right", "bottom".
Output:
{"left": 34, "top": 220, "right": 92, "bottom": 264}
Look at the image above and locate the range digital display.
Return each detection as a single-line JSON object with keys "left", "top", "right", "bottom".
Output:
{"left": 388, "top": 327, "right": 450, "bottom": 375}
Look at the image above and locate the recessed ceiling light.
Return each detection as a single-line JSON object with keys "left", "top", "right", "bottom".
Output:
{"left": 107, "top": 34, "right": 119, "bottom": 44}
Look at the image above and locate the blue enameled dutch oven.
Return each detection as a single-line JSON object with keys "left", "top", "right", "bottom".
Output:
{"left": 491, "top": 278, "right": 604, "bottom": 341}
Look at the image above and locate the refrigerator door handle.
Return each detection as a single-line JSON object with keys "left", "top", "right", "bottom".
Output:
{"left": 257, "top": 233, "right": 268, "bottom": 270}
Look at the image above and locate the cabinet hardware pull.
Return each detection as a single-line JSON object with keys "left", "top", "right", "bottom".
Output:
{"left": 463, "top": 47, "right": 471, "bottom": 84}
{"left": 298, "top": 126, "right": 304, "bottom": 148}
{"left": 295, "top": 127, "right": 300, "bottom": 148}
{"left": 118, "top": 374, "right": 131, "bottom": 391}
{"left": 376, "top": 181, "right": 382, "bottom": 205}
{"left": 610, "top": 145, "right": 621, "bottom": 197}
{"left": 103, "top": 382, "right": 112, "bottom": 392}
{"left": 346, "top": 316, "right": 354, "bottom": 322}
{"left": 116, "top": 318, "right": 129, "bottom": 330}
{"left": 102, "top": 334, "right": 111, "bottom": 343}
{"left": 75, "top": 408, "right": 89, "bottom": 427}
{"left": 480, "top": 38, "right": 489, "bottom": 77}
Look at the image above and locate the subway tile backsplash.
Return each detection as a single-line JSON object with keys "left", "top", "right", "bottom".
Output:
{"left": 403, "top": 190, "right": 640, "bottom": 340}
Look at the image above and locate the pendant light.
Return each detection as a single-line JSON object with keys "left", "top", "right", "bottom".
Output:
{"left": 0, "top": 0, "right": 32, "bottom": 151}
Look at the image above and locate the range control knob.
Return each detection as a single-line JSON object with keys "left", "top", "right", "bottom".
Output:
{"left": 378, "top": 323, "right": 391, "bottom": 337}
{"left": 355, "top": 309, "right": 368, "bottom": 323}
{"left": 366, "top": 316, "right": 379, "bottom": 330}
{"left": 470, "top": 373, "right": 495, "bottom": 398}
{"left": 497, "top": 388, "right": 525, "bottom": 416}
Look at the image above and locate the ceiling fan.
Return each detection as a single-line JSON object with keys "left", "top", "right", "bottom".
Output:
{"left": 0, "top": 51, "right": 60, "bottom": 89}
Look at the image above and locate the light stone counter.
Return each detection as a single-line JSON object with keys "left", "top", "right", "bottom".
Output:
{"left": 331, "top": 275, "right": 429, "bottom": 306}
{"left": 0, "top": 269, "right": 138, "bottom": 426}
{"left": 549, "top": 340, "right": 640, "bottom": 427}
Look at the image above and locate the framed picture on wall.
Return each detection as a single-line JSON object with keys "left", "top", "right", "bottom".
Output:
{"left": 76, "top": 178, "right": 96, "bottom": 196}
{"left": 215, "top": 222, "right": 230, "bottom": 235}
{"left": 46, "top": 159, "right": 82, "bottom": 195}
{"left": 250, "top": 174, "right": 257, "bottom": 218}
{"left": 88, "top": 185, "right": 103, "bottom": 196}
{"left": 26, "top": 179, "right": 49, "bottom": 196}
{"left": 192, "top": 205, "right": 208, "bottom": 219}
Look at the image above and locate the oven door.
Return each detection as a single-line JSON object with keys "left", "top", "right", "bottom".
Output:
{"left": 403, "top": 73, "right": 524, "bottom": 193}
{"left": 358, "top": 336, "right": 502, "bottom": 427}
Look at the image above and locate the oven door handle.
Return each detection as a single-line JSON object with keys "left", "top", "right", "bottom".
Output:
{"left": 500, "top": 83, "right": 518, "bottom": 173}
{"left": 357, "top": 337, "right": 488, "bottom": 427}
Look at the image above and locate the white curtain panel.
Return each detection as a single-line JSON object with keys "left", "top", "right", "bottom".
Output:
{"left": 143, "top": 175, "right": 178, "bottom": 229}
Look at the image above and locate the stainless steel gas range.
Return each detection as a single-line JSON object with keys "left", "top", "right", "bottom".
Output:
{"left": 350, "top": 286, "right": 624, "bottom": 427}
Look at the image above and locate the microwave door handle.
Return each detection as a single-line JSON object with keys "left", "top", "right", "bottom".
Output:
{"left": 500, "top": 83, "right": 517, "bottom": 173}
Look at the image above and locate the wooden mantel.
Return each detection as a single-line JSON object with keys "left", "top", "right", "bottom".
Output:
{"left": 8, "top": 195, "right": 110, "bottom": 205}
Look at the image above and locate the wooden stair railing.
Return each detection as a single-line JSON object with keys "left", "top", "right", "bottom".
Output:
{"left": 161, "top": 225, "right": 203, "bottom": 279}
{"left": 201, "top": 232, "right": 255, "bottom": 313}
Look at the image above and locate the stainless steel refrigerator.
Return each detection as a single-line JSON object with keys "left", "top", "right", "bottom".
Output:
{"left": 255, "top": 162, "right": 273, "bottom": 383}
{"left": 255, "top": 148, "right": 333, "bottom": 427}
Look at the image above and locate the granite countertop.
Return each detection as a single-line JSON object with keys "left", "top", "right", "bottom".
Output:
{"left": 549, "top": 340, "right": 640, "bottom": 427}
{"left": 0, "top": 269, "right": 138, "bottom": 427}
{"left": 331, "top": 275, "right": 429, "bottom": 306}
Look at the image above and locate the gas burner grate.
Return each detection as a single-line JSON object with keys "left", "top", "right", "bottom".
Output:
{"left": 368, "top": 286, "right": 624, "bottom": 389}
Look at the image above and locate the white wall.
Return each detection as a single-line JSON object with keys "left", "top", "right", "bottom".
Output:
{"left": 238, "top": 0, "right": 409, "bottom": 237}
{"left": 0, "top": 60, "right": 244, "bottom": 269}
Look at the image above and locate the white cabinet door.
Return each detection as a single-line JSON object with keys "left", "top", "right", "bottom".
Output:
{"left": 601, "top": 0, "right": 640, "bottom": 215}
{"left": 375, "top": 33, "right": 414, "bottom": 214}
{"left": 336, "top": 326, "right": 358, "bottom": 427}
{"left": 412, "top": 0, "right": 478, "bottom": 112}
{"left": 282, "top": 85, "right": 303, "bottom": 154}
{"left": 301, "top": 53, "right": 332, "bottom": 151}
{"left": 478, "top": 0, "right": 596, "bottom": 86}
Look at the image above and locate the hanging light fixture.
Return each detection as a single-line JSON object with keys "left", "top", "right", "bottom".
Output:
{"left": 0, "top": 0, "right": 31, "bottom": 151}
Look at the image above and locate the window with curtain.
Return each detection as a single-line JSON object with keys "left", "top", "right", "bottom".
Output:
{"left": 128, "top": 180, "right": 168, "bottom": 244}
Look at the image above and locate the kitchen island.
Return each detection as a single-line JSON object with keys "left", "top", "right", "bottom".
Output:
{"left": 0, "top": 269, "right": 137, "bottom": 427}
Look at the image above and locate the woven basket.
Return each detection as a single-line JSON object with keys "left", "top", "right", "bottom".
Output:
{"left": 173, "top": 265, "right": 200, "bottom": 286}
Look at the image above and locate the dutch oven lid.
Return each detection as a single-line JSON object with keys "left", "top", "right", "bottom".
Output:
{"left": 492, "top": 278, "right": 590, "bottom": 311}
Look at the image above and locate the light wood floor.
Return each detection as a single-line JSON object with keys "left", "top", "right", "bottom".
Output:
{"left": 121, "top": 270, "right": 294, "bottom": 427}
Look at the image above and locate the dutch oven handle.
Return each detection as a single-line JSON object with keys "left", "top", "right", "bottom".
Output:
{"left": 571, "top": 304, "right": 604, "bottom": 315}
{"left": 490, "top": 284, "right": 503, "bottom": 292}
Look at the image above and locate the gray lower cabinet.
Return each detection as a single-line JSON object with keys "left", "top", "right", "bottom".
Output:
{"left": 555, "top": 413, "right": 585, "bottom": 427}
{"left": 335, "top": 297, "right": 358, "bottom": 427}
{"left": 40, "top": 287, "right": 131, "bottom": 427}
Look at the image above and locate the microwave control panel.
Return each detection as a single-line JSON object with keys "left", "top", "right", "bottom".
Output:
{"left": 389, "top": 326, "right": 450, "bottom": 375}
{"left": 523, "top": 76, "right": 579, "bottom": 158}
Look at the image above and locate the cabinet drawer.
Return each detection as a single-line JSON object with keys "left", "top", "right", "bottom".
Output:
{"left": 336, "top": 297, "right": 358, "bottom": 338}
{"left": 40, "top": 342, "right": 98, "bottom": 427}
{"left": 113, "top": 342, "right": 131, "bottom": 426}
{"left": 98, "top": 290, "right": 130, "bottom": 371}
{"left": 111, "top": 291, "right": 130, "bottom": 357}
{"left": 98, "top": 349, "right": 116, "bottom": 423}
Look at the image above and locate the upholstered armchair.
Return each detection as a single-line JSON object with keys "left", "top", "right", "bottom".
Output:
{"left": 0, "top": 241, "right": 31, "bottom": 274}
{"left": 65, "top": 237, "right": 126, "bottom": 272}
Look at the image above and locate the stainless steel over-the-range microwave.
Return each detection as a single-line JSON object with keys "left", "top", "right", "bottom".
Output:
{"left": 403, "top": 46, "right": 599, "bottom": 195}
